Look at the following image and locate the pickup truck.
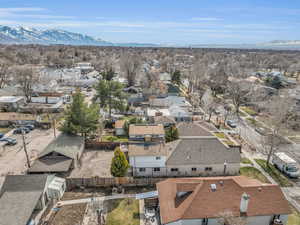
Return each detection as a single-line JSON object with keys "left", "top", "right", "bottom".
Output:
{"left": 272, "top": 152, "right": 300, "bottom": 178}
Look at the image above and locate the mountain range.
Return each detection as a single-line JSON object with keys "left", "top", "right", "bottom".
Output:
{"left": 1, "top": 25, "right": 300, "bottom": 49}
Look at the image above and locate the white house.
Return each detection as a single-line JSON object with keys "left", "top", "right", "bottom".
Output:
{"left": 0, "top": 96, "right": 24, "bottom": 112}
{"left": 129, "top": 142, "right": 167, "bottom": 177}
{"left": 157, "top": 176, "right": 291, "bottom": 225}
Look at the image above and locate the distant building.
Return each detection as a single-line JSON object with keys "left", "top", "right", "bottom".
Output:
{"left": 75, "top": 62, "right": 94, "bottom": 74}
{"left": 0, "top": 96, "right": 24, "bottom": 112}
{"left": 157, "top": 176, "right": 291, "bottom": 225}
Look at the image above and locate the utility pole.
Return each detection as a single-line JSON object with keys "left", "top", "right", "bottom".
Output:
{"left": 21, "top": 130, "right": 31, "bottom": 168}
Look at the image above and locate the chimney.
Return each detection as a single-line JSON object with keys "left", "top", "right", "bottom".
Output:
{"left": 240, "top": 193, "right": 250, "bottom": 214}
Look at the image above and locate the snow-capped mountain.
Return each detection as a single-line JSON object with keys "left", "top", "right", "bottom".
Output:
{"left": 0, "top": 25, "right": 112, "bottom": 46}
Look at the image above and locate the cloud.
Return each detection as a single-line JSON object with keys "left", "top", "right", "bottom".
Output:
{"left": 0, "top": 7, "right": 45, "bottom": 12}
{"left": 191, "top": 17, "right": 222, "bottom": 21}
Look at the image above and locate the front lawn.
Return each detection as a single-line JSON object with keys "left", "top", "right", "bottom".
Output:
{"left": 241, "top": 157, "right": 253, "bottom": 165}
{"left": 254, "top": 159, "right": 293, "bottom": 187}
{"left": 288, "top": 206, "right": 300, "bottom": 225}
{"left": 214, "top": 132, "right": 226, "bottom": 139}
{"left": 106, "top": 199, "right": 140, "bottom": 225}
{"left": 101, "top": 135, "right": 129, "bottom": 142}
{"left": 240, "top": 106, "right": 257, "bottom": 116}
{"left": 240, "top": 167, "right": 270, "bottom": 184}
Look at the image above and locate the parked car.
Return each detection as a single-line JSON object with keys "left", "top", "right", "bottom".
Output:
{"left": 24, "top": 124, "right": 35, "bottom": 130}
{"left": 0, "top": 137, "right": 17, "bottom": 146}
{"left": 226, "top": 120, "right": 237, "bottom": 128}
{"left": 0, "top": 133, "right": 4, "bottom": 139}
{"left": 13, "top": 127, "right": 30, "bottom": 134}
{"left": 273, "top": 152, "right": 299, "bottom": 178}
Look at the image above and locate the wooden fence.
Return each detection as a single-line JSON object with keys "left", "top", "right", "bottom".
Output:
{"left": 66, "top": 177, "right": 166, "bottom": 190}
{"left": 85, "top": 141, "right": 122, "bottom": 150}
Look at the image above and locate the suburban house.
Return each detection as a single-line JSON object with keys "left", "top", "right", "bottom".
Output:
{"left": 151, "top": 116, "right": 176, "bottom": 128}
{"left": 169, "top": 105, "right": 193, "bottom": 122}
{"left": 129, "top": 123, "right": 240, "bottom": 177}
{"left": 129, "top": 142, "right": 167, "bottom": 177}
{"left": 0, "top": 96, "right": 24, "bottom": 112}
{"left": 115, "top": 120, "right": 126, "bottom": 136}
{"left": 28, "top": 133, "right": 85, "bottom": 175}
{"left": 0, "top": 174, "right": 66, "bottom": 225}
{"left": 0, "top": 112, "right": 39, "bottom": 127}
{"left": 157, "top": 176, "right": 291, "bottom": 225}
{"left": 129, "top": 124, "right": 165, "bottom": 142}
{"left": 165, "top": 136, "right": 241, "bottom": 177}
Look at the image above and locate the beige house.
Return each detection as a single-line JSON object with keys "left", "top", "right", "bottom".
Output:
{"left": 115, "top": 120, "right": 126, "bottom": 136}
{"left": 157, "top": 176, "right": 291, "bottom": 225}
{"left": 129, "top": 124, "right": 165, "bottom": 142}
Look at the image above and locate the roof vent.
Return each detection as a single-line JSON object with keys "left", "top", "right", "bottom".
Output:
{"left": 219, "top": 181, "right": 224, "bottom": 186}
{"left": 210, "top": 184, "right": 217, "bottom": 192}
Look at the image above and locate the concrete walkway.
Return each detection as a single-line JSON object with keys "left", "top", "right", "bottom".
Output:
{"left": 57, "top": 193, "right": 136, "bottom": 206}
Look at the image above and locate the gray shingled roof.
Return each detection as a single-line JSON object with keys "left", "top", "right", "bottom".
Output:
{"left": 39, "top": 133, "right": 84, "bottom": 159}
{"left": 177, "top": 122, "right": 213, "bottom": 137}
{"left": 28, "top": 158, "right": 73, "bottom": 173}
{"left": 0, "top": 175, "right": 49, "bottom": 225}
{"left": 166, "top": 137, "right": 240, "bottom": 166}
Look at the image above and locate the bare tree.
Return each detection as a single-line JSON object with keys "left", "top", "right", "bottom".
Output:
{"left": 227, "top": 81, "right": 252, "bottom": 115}
{"left": 261, "top": 96, "right": 294, "bottom": 165}
{"left": 12, "top": 65, "right": 39, "bottom": 103}
{"left": 0, "top": 61, "right": 10, "bottom": 88}
{"left": 120, "top": 53, "right": 141, "bottom": 87}
{"left": 217, "top": 211, "right": 247, "bottom": 225}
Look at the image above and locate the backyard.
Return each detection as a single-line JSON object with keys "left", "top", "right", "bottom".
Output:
{"left": 106, "top": 199, "right": 140, "bottom": 225}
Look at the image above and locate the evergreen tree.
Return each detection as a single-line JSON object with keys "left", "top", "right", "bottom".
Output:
{"left": 110, "top": 147, "right": 129, "bottom": 177}
{"left": 165, "top": 126, "right": 179, "bottom": 142}
{"left": 172, "top": 70, "right": 182, "bottom": 85}
{"left": 94, "top": 80, "right": 126, "bottom": 117}
{"left": 101, "top": 67, "right": 116, "bottom": 81}
{"left": 60, "top": 90, "right": 99, "bottom": 137}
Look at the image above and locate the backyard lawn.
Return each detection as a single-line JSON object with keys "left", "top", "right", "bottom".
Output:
{"left": 240, "top": 167, "right": 270, "bottom": 184}
{"left": 288, "top": 206, "right": 300, "bottom": 225}
{"left": 106, "top": 199, "right": 140, "bottom": 225}
{"left": 254, "top": 159, "right": 293, "bottom": 187}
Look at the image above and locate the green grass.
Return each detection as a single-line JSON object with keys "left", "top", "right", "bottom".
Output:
{"left": 101, "top": 135, "right": 128, "bottom": 142}
{"left": 240, "top": 167, "right": 270, "bottom": 183}
{"left": 0, "top": 127, "right": 11, "bottom": 134}
{"left": 214, "top": 132, "right": 226, "bottom": 139}
{"left": 246, "top": 117, "right": 257, "bottom": 125}
{"left": 240, "top": 106, "right": 257, "bottom": 116}
{"left": 254, "top": 159, "right": 293, "bottom": 187}
{"left": 238, "top": 110, "right": 247, "bottom": 117}
{"left": 106, "top": 199, "right": 140, "bottom": 225}
{"left": 288, "top": 207, "right": 300, "bottom": 225}
{"left": 241, "top": 157, "right": 253, "bottom": 165}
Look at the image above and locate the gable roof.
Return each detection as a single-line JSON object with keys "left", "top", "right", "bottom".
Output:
{"left": 0, "top": 175, "right": 49, "bottom": 225}
{"left": 129, "top": 124, "right": 165, "bottom": 136}
{"left": 153, "top": 116, "right": 176, "bottom": 125}
{"left": 157, "top": 176, "right": 291, "bottom": 224}
{"left": 38, "top": 133, "right": 85, "bottom": 159}
{"left": 128, "top": 142, "right": 167, "bottom": 157}
{"left": 177, "top": 122, "right": 213, "bottom": 137}
{"left": 166, "top": 137, "right": 240, "bottom": 166}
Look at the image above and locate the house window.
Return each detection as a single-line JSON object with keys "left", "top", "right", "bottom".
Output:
{"left": 205, "top": 167, "right": 212, "bottom": 171}
{"left": 171, "top": 168, "right": 178, "bottom": 172}
{"left": 139, "top": 168, "right": 146, "bottom": 172}
{"left": 156, "top": 157, "right": 161, "bottom": 160}
{"left": 154, "top": 168, "right": 160, "bottom": 172}
{"left": 191, "top": 168, "right": 197, "bottom": 171}
{"left": 202, "top": 218, "right": 208, "bottom": 225}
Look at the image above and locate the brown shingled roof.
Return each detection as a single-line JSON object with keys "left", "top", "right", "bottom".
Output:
{"left": 157, "top": 176, "right": 291, "bottom": 224}
{"left": 115, "top": 120, "right": 126, "bottom": 129}
{"left": 129, "top": 124, "right": 164, "bottom": 136}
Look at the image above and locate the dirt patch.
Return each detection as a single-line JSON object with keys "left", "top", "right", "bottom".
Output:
{"left": 62, "top": 190, "right": 110, "bottom": 201}
{"left": 49, "top": 203, "right": 87, "bottom": 225}
{"left": 70, "top": 150, "right": 114, "bottom": 178}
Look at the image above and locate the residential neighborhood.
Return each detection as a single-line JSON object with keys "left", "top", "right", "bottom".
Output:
{"left": 1, "top": 5, "right": 300, "bottom": 224}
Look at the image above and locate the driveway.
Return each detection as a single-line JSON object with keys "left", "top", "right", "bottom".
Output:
{"left": 0, "top": 128, "right": 59, "bottom": 176}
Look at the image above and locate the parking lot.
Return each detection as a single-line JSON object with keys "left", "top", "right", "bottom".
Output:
{"left": 0, "top": 128, "right": 60, "bottom": 176}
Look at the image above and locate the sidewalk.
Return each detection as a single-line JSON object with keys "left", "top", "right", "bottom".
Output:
{"left": 57, "top": 193, "right": 136, "bottom": 206}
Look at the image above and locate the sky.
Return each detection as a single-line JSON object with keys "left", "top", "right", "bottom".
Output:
{"left": 0, "top": 0, "right": 300, "bottom": 45}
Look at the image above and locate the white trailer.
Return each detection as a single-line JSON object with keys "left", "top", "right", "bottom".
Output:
{"left": 272, "top": 152, "right": 299, "bottom": 178}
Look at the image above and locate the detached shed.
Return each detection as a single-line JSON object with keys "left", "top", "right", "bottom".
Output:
{"left": 28, "top": 133, "right": 85, "bottom": 175}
